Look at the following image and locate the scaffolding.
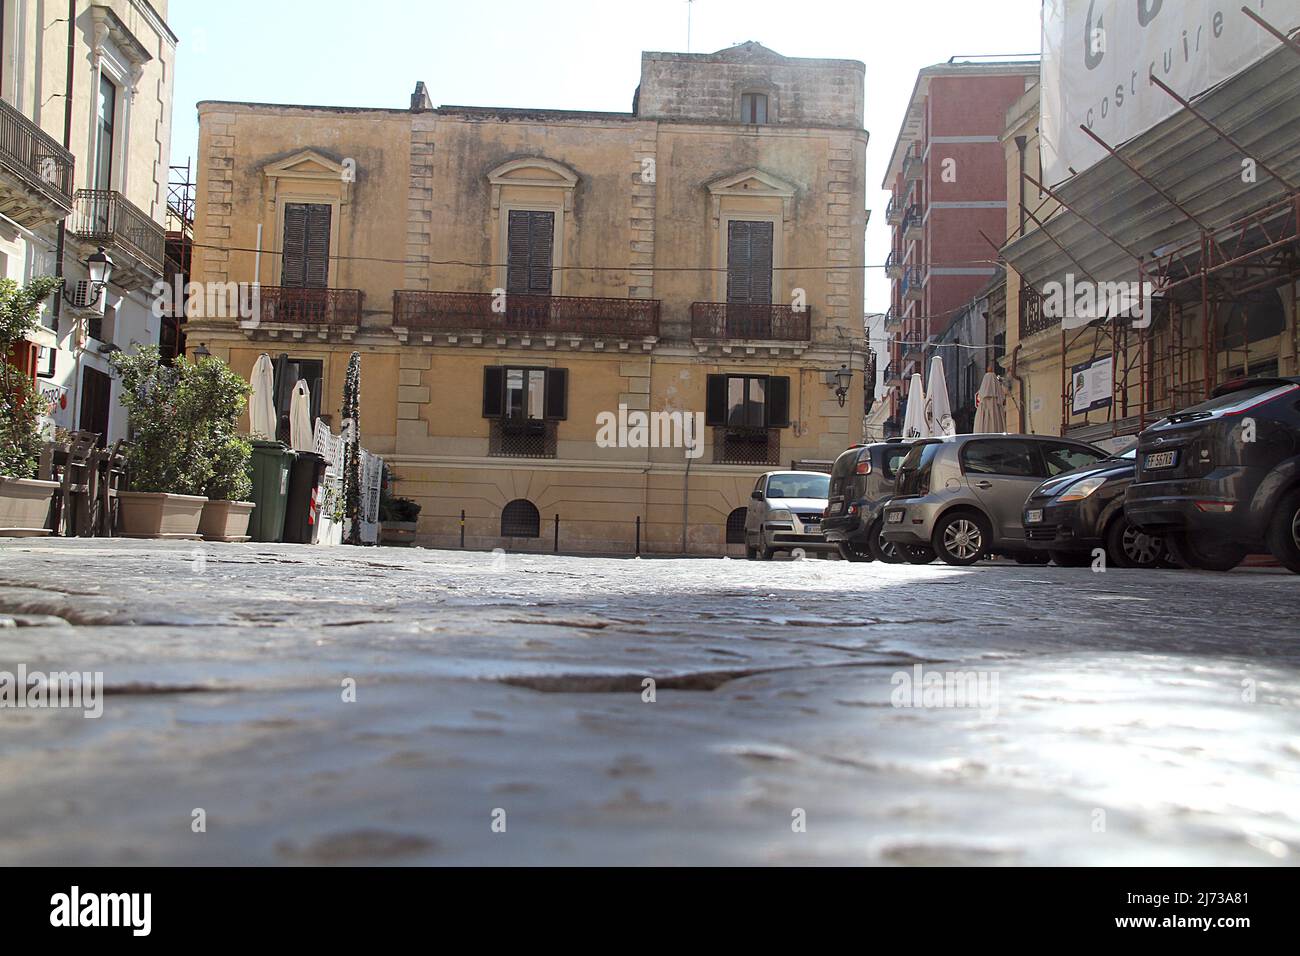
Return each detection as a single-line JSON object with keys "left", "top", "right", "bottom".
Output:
{"left": 1006, "top": 8, "right": 1300, "bottom": 441}
{"left": 161, "top": 159, "right": 195, "bottom": 361}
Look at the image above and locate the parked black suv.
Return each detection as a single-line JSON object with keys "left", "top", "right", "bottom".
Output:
{"left": 823, "top": 440, "right": 931, "bottom": 562}
{"left": 1125, "top": 376, "right": 1300, "bottom": 572}
{"left": 1022, "top": 446, "right": 1169, "bottom": 568}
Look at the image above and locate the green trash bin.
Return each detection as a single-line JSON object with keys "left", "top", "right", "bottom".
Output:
{"left": 249, "top": 440, "right": 294, "bottom": 543}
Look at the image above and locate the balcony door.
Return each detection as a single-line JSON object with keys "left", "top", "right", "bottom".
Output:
{"left": 281, "top": 202, "right": 331, "bottom": 288}
{"left": 726, "top": 220, "right": 773, "bottom": 305}
{"left": 91, "top": 73, "right": 117, "bottom": 231}
{"left": 505, "top": 210, "right": 554, "bottom": 295}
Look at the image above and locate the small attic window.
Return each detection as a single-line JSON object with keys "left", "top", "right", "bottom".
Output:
{"left": 740, "top": 92, "right": 768, "bottom": 124}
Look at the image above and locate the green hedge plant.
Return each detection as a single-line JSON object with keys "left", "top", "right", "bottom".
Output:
{"left": 0, "top": 276, "right": 62, "bottom": 478}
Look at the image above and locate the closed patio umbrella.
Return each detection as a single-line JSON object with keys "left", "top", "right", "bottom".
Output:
{"left": 924, "top": 356, "right": 956, "bottom": 437}
{"left": 249, "top": 353, "right": 276, "bottom": 439}
{"left": 289, "top": 379, "right": 314, "bottom": 451}
{"left": 973, "top": 371, "right": 1007, "bottom": 433}
{"left": 901, "top": 373, "right": 928, "bottom": 439}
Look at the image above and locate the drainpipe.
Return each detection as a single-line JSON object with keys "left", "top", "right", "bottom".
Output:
{"left": 1010, "top": 343, "right": 1026, "bottom": 432}
{"left": 53, "top": 0, "right": 76, "bottom": 328}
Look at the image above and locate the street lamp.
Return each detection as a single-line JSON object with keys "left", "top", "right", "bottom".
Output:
{"left": 60, "top": 246, "right": 114, "bottom": 309}
{"left": 832, "top": 363, "right": 853, "bottom": 408}
{"left": 192, "top": 342, "right": 211, "bottom": 361}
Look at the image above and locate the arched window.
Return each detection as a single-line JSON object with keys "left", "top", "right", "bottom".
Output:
{"left": 501, "top": 499, "right": 540, "bottom": 538}
{"left": 740, "top": 92, "right": 768, "bottom": 124}
{"left": 725, "top": 507, "right": 748, "bottom": 545}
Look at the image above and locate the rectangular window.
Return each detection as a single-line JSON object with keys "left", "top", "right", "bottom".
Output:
{"left": 281, "top": 203, "right": 331, "bottom": 288}
{"left": 740, "top": 93, "right": 768, "bottom": 124}
{"left": 705, "top": 374, "right": 790, "bottom": 428}
{"left": 726, "top": 220, "right": 773, "bottom": 305}
{"left": 506, "top": 209, "right": 555, "bottom": 295}
{"left": 94, "top": 73, "right": 116, "bottom": 193}
{"left": 482, "top": 365, "right": 567, "bottom": 421}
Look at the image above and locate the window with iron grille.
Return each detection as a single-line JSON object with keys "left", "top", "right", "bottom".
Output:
{"left": 482, "top": 365, "right": 566, "bottom": 458}
{"left": 506, "top": 209, "right": 554, "bottom": 295}
{"left": 705, "top": 373, "right": 789, "bottom": 465}
{"left": 501, "top": 499, "right": 540, "bottom": 538}
{"left": 725, "top": 507, "right": 748, "bottom": 545}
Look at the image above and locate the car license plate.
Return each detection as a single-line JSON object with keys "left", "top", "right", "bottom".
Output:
{"left": 804, "top": 522, "right": 820, "bottom": 533}
{"left": 1025, "top": 509, "right": 1042, "bottom": 524}
{"left": 887, "top": 510, "right": 903, "bottom": 524}
{"left": 1145, "top": 450, "right": 1177, "bottom": 469}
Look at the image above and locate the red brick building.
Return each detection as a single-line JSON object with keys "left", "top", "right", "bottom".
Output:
{"left": 881, "top": 59, "right": 1038, "bottom": 425}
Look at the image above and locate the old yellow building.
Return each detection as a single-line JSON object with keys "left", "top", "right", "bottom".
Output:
{"left": 187, "top": 42, "right": 868, "bottom": 554}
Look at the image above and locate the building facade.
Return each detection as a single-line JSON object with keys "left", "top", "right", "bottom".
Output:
{"left": 1, "top": 0, "right": 176, "bottom": 443}
{"left": 1001, "top": 5, "right": 1300, "bottom": 445}
{"left": 188, "top": 42, "right": 868, "bottom": 555}
{"left": 880, "top": 59, "right": 1037, "bottom": 430}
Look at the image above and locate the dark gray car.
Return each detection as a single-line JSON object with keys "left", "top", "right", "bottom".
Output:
{"left": 882, "top": 434, "right": 1109, "bottom": 566}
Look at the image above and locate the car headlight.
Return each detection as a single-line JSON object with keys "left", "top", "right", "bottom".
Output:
{"left": 767, "top": 509, "right": 793, "bottom": 521}
{"left": 1056, "top": 475, "right": 1106, "bottom": 502}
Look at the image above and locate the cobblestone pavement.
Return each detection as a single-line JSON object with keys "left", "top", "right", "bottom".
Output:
{"left": 0, "top": 539, "right": 1297, "bottom": 865}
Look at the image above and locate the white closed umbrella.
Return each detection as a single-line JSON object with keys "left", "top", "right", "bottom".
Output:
{"left": 973, "top": 371, "right": 1007, "bottom": 433}
{"left": 901, "top": 373, "right": 929, "bottom": 439}
{"left": 289, "top": 379, "right": 314, "bottom": 451}
{"left": 249, "top": 353, "right": 276, "bottom": 439}
{"left": 924, "top": 356, "right": 956, "bottom": 437}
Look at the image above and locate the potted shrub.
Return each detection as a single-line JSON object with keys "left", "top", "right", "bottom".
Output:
{"left": 0, "top": 277, "right": 63, "bottom": 537}
{"left": 110, "top": 346, "right": 252, "bottom": 539}
{"left": 378, "top": 471, "right": 421, "bottom": 546}
{"left": 198, "top": 436, "right": 255, "bottom": 543}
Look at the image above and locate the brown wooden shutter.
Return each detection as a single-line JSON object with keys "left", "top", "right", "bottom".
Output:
{"left": 282, "top": 203, "right": 331, "bottom": 288}
{"left": 767, "top": 375, "right": 790, "bottom": 427}
{"left": 544, "top": 367, "right": 567, "bottom": 420}
{"left": 482, "top": 366, "right": 504, "bottom": 417}
{"left": 705, "top": 374, "right": 728, "bottom": 426}
{"left": 726, "top": 220, "right": 773, "bottom": 305}
{"left": 506, "top": 210, "right": 554, "bottom": 295}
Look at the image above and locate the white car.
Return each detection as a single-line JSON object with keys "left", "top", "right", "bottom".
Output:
{"left": 744, "top": 470, "right": 836, "bottom": 560}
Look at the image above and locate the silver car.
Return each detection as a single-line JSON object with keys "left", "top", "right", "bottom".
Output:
{"left": 881, "top": 435, "right": 1108, "bottom": 566}
{"left": 744, "top": 470, "right": 836, "bottom": 560}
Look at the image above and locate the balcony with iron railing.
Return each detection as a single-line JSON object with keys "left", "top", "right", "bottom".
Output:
{"left": 713, "top": 425, "right": 780, "bottom": 466}
{"left": 885, "top": 195, "right": 903, "bottom": 225}
{"left": 902, "top": 143, "right": 922, "bottom": 183}
{"left": 902, "top": 266, "right": 924, "bottom": 301}
{"left": 0, "top": 99, "right": 74, "bottom": 226}
{"left": 901, "top": 203, "right": 923, "bottom": 241}
{"left": 245, "top": 286, "right": 365, "bottom": 340}
{"left": 690, "top": 302, "right": 811, "bottom": 345}
{"left": 885, "top": 250, "right": 902, "bottom": 279}
{"left": 884, "top": 306, "right": 900, "bottom": 330}
{"left": 69, "top": 189, "right": 166, "bottom": 282}
{"left": 391, "top": 290, "right": 660, "bottom": 345}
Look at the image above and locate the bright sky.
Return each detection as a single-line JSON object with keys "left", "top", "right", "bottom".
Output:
{"left": 168, "top": 0, "right": 1043, "bottom": 315}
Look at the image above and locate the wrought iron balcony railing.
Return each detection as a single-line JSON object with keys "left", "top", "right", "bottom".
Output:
{"left": 0, "top": 98, "right": 74, "bottom": 212}
{"left": 488, "top": 418, "right": 557, "bottom": 459}
{"left": 690, "top": 302, "right": 811, "bottom": 342}
{"left": 902, "top": 143, "right": 922, "bottom": 182}
{"left": 70, "top": 189, "right": 165, "bottom": 275}
{"left": 901, "top": 203, "right": 923, "bottom": 238}
{"left": 256, "top": 286, "right": 364, "bottom": 327}
{"left": 392, "top": 290, "right": 660, "bottom": 338}
{"left": 902, "top": 266, "right": 924, "bottom": 300}
{"left": 1019, "top": 285, "right": 1056, "bottom": 338}
{"left": 885, "top": 250, "right": 902, "bottom": 278}
{"left": 885, "top": 196, "right": 903, "bottom": 225}
{"left": 884, "top": 306, "right": 900, "bottom": 329}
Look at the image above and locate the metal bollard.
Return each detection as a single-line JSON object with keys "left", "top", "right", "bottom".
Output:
{"left": 553, "top": 513, "right": 559, "bottom": 553}
{"left": 635, "top": 516, "right": 641, "bottom": 556}
{"left": 459, "top": 509, "right": 465, "bottom": 548}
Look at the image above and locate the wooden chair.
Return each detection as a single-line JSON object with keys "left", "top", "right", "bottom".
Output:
{"left": 90, "top": 439, "right": 129, "bottom": 537}
{"left": 50, "top": 432, "right": 99, "bottom": 537}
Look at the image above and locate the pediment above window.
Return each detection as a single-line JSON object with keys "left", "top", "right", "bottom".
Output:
{"left": 262, "top": 150, "right": 350, "bottom": 182}
{"left": 706, "top": 168, "right": 796, "bottom": 225}
{"left": 488, "top": 157, "right": 579, "bottom": 212}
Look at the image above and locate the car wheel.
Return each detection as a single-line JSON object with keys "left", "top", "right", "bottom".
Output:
{"left": 745, "top": 544, "right": 758, "bottom": 560}
{"left": 1165, "top": 532, "right": 1248, "bottom": 572}
{"left": 1265, "top": 487, "right": 1300, "bottom": 574}
{"left": 868, "top": 519, "right": 905, "bottom": 564}
{"left": 931, "top": 511, "right": 990, "bottom": 566}
{"left": 1105, "top": 514, "right": 1165, "bottom": 569}
{"left": 1050, "top": 550, "right": 1092, "bottom": 568}
{"left": 838, "top": 540, "right": 873, "bottom": 563}
{"left": 901, "top": 545, "right": 936, "bottom": 564}
{"left": 757, "top": 546, "right": 774, "bottom": 561}
{"left": 1013, "top": 552, "right": 1051, "bottom": 565}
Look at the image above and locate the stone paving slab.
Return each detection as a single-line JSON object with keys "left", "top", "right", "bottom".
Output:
{"left": 0, "top": 539, "right": 1297, "bottom": 865}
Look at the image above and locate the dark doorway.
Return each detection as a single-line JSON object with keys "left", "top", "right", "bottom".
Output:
{"left": 80, "top": 366, "right": 112, "bottom": 447}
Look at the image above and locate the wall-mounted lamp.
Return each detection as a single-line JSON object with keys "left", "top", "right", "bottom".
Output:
{"left": 60, "top": 246, "right": 114, "bottom": 310}
{"left": 192, "top": 342, "right": 212, "bottom": 360}
{"left": 832, "top": 363, "right": 853, "bottom": 408}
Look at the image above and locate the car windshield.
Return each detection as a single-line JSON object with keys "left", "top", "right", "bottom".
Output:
{"left": 1170, "top": 382, "right": 1297, "bottom": 420}
{"left": 766, "top": 474, "right": 829, "bottom": 499}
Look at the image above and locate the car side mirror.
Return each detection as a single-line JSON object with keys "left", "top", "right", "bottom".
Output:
{"left": 751, "top": 490, "right": 764, "bottom": 500}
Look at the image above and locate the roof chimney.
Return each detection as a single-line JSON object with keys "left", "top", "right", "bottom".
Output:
{"left": 410, "top": 81, "right": 432, "bottom": 112}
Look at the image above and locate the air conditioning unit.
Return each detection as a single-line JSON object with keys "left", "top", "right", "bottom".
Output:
{"left": 68, "top": 280, "right": 105, "bottom": 314}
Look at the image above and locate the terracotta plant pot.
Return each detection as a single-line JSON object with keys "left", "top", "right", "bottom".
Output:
{"left": 198, "top": 499, "right": 255, "bottom": 542}
{"left": 0, "top": 477, "right": 58, "bottom": 536}
{"left": 117, "top": 491, "right": 207, "bottom": 540}
{"left": 379, "top": 520, "right": 418, "bottom": 547}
